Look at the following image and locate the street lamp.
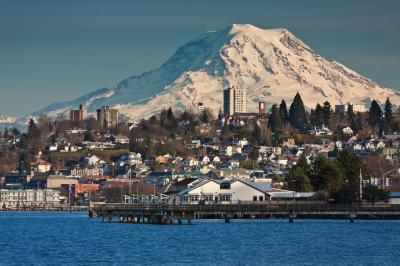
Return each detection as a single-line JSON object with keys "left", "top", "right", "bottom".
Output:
{"left": 382, "top": 168, "right": 400, "bottom": 189}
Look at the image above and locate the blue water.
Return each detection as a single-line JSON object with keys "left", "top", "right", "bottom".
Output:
{"left": 0, "top": 212, "right": 399, "bottom": 265}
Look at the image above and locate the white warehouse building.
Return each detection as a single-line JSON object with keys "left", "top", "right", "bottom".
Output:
{"left": 0, "top": 189, "right": 62, "bottom": 209}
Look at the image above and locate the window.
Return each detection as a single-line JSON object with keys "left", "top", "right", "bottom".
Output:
{"left": 259, "top": 196, "right": 264, "bottom": 201}
{"left": 220, "top": 195, "right": 231, "bottom": 202}
{"left": 253, "top": 196, "right": 257, "bottom": 202}
{"left": 204, "top": 195, "right": 213, "bottom": 202}
{"left": 190, "top": 195, "right": 199, "bottom": 202}
{"left": 220, "top": 181, "right": 231, "bottom": 189}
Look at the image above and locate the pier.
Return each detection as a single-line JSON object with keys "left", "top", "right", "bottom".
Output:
{"left": 91, "top": 202, "right": 400, "bottom": 224}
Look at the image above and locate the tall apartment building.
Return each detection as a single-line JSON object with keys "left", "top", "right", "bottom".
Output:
{"left": 335, "top": 104, "right": 366, "bottom": 114}
{"left": 198, "top": 102, "right": 205, "bottom": 116}
{"left": 97, "top": 106, "right": 119, "bottom": 130}
{"left": 70, "top": 105, "right": 84, "bottom": 127}
{"left": 223, "top": 87, "right": 248, "bottom": 115}
{"left": 258, "top": 101, "right": 266, "bottom": 114}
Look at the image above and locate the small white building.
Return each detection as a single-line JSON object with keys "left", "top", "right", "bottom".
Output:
{"left": 342, "top": 127, "right": 354, "bottom": 136}
{"left": 180, "top": 178, "right": 270, "bottom": 204}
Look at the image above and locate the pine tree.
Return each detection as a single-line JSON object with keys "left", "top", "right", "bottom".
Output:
{"left": 368, "top": 100, "right": 382, "bottom": 126}
{"left": 322, "top": 101, "right": 332, "bottom": 126}
{"left": 167, "top": 107, "right": 174, "bottom": 121}
{"left": 27, "top": 118, "right": 40, "bottom": 139}
{"left": 346, "top": 103, "right": 354, "bottom": 123}
{"left": 289, "top": 92, "right": 307, "bottom": 130}
{"left": 383, "top": 98, "right": 393, "bottom": 133}
{"left": 279, "top": 100, "right": 288, "bottom": 123}
{"left": 3, "top": 128, "right": 10, "bottom": 139}
{"left": 313, "top": 103, "right": 324, "bottom": 127}
{"left": 268, "top": 104, "right": 282, "bottom": 132}
{"left": 351, "top": 112, "right": 362, "bottom": 133}
{"left": 286, "top": 155, "right": 313, "bottom": 192}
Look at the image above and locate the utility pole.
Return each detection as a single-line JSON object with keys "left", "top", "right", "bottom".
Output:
{"left": 359, "top": 168, "right": 363, "bottom": 203}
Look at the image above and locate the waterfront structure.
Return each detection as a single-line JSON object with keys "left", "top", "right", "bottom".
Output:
{"left": 97, "top": 106, "right": 119, "bottom": 130}
{"left": 223, "top": 87, "right": 248, "bottom": 115}
{"left": 0, "top": 189, "right": 61, "bottom": 209}
{"left": 70, "top": 104, "right": 84, "bottom": 127}
{"left": 180, "top": 178, "right": 271, "bottom": 203}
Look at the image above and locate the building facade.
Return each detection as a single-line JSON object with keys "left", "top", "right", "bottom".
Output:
{"left": 70, "top": 104, "right": 84, "bottom": 127}
{"left": 223, "top": 87, "right": 248, "bottom": 115}
{"left": 0, "top": 189, "right": 61, "bottom": 209}
{"left": 97, "top": 106, "right": 119, "bottom": 130}
{"left": 335, "top": 104, "right": 366, "bottom": 114}
{"left": 180, "top": 179, "right": 269, "bottom": 204}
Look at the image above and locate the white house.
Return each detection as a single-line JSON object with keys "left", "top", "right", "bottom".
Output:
{"left": 32, "top": 159, "right": 52, "bottom": 173}
{"left": 128, "top": 152, "right": 142, "bottom": 165}
{"left": 238, "top": 138, "right": 249, "bottom": 147}
{"left": 198, "top": 155, "right": 210, "bottom": 165}
{"left": 181, "top": 158, "right": 200, "bottom": 167}
{"left": 84, "top": 155, "right": 106, "bottom": 166}
{"left": 342, "top": 127, "right": 354, "bottom": 135}
{"left": 228, "top": 160, "right": 240, "bottom": 168}
{"left": 212, "top": 156, "right": 221, "bottom": 164}
{"left": 180, "top": 178, "right": 271, "bottom": 204}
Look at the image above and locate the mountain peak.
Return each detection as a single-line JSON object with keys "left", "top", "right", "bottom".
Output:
{"left": 30, "top": 24, "right": 400, "bottom": 121}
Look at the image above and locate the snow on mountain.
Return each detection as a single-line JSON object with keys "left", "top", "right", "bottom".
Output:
{"left": 0, "top": 115, "right": 16, "bottom": 124}
{"left": 31, "top": 24, "right": 400, "bottom": 120}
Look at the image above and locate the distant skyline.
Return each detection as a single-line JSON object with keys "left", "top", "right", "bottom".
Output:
{"left": 1, "top": 0, "right": 399, "bottom": 116}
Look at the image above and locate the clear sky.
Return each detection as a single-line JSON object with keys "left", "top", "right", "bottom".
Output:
{"left": 1, "top": 0, "right": 399, "bottom": 116}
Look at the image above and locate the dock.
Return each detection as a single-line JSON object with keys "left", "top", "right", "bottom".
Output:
{"left": 91, "top": 202, "right": 400, "bottom": 224}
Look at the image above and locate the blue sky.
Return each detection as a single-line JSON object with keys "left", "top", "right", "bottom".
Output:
{"left": 1, "top": 0, "right": 399, "bottom": 116}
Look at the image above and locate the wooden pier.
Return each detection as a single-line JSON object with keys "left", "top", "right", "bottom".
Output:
{"left": 91, "top": 202, "right": 400, "bottom": 224}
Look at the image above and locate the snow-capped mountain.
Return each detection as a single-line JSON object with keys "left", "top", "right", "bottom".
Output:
{"left": 30, "top": 24, "right": 400, "bottom": 120}
{"left": 0, "top": 115, "right": 16, "bottom": 124}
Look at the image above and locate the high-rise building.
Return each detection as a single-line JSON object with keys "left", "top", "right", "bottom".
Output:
{"left": 70, "top": 105, "right": 84, "bottom": 127}
{"left": 97, "top": 106, "right": 119, "bottom": 130}
{"left": 259, "top": 102, "right": 266, "bottom": 114}
{"left": 335, "top": 104, "right": 366, "bottom": 114}
{"left": 223, "top": 87, "right": 248, "bottom": 115}
{"left": 198, "top": 102, "right": 204, "bottom": 116}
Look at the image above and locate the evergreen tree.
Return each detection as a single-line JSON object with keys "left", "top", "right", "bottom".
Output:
{"left": 322, "top": 101, "right": 332, "bottom": 126}
{"left": 3, "top": 128, "right": 10, "bottom": 139}
{"left": 286, "top": 155, "right": 313, "bottom": 192}
{"left": 268, "top": 104, "right": 282, "bottom": 132}
{"left": 368, "top": 100, "right": 382, "bottom": 126}
{"left": 251, "top": 124, "right": 262, "bottom": 144}
{"left": 312, "top": 103, "right": 324, "bottom": 127}
{"left": 27, "top": 118, "right": 40, "bottom": 139}
{"left": 200, "top": 108, "right": 213, "bottom": 124}
{"left": 346, "top": 103, "right": 354, "bottom": 123}
{"left": 265, "top": 127, "right": 273, "bottom": 146}
{"left": 310, "top": 155, "right": 344, "bottom": 192}
{"left": 289, "top": 92, "right": 307, "bottom": 130}
{"left": 351, "top": 112, "right": 362, "bottom": 133}
{"left": 383, "top": 98, "right": 393, "bottom": 133}
{"left": 167, "top": 107, "right": 174, "bottom": 121}
{"left": 363, "top": 185, "right": 389, "bottom": 203}
{"left": 279, "top": 100, "right": 288, "bottom": 123}
{"left": 327, "top": 150, "right": 365, "bottom": 204}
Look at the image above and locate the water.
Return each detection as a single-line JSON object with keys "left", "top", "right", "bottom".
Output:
{"left": 0, "top": 212, "right": 399, "bottom": 265}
